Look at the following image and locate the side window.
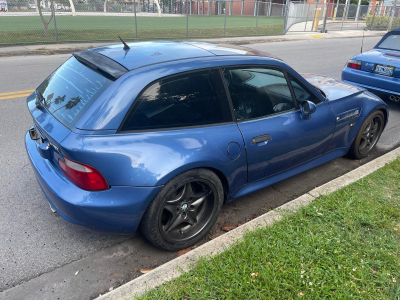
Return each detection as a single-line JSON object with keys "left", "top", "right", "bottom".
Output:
{"left": 121, "top": 70, "right": 228, "bottom": 131}
{"left": 288, "top": 74, "right": 322, "bottom": 105}
{"left": 223, "top": 67, "right": 295, "bottom": 122}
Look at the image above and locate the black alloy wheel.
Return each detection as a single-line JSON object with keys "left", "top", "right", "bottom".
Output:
{"left": 141, "top": 169, "right": 224, "bottom": 251}
{"left": 358, "top": 115, "right": 383, "bottom": 156}
{"left": 348, "top": 110, "right": 385, "bottom": 160}
{"left": 160, "top": 180, "right": 216, "bottom": 243}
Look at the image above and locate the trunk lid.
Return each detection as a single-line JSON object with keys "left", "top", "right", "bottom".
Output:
{"left": 356, "top": 49, "right": 400, "bottom": 78}
{"left": 27, "top": 92, "right": 71, "bottom": 168}
{"left": 302, "top": 74, "right": 363, "bottom": 101}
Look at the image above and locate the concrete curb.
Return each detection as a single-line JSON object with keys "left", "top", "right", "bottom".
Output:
{"left": 97, "top": 146, "right": 400, "bottom": 300}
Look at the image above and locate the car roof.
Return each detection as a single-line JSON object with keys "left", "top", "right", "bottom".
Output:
{"left": 90, "top": 40, "right": 276, "bottom": 70}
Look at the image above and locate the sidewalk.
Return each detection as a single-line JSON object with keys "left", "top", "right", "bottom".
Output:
{"left": 0, "top": 30, "right": 386, "bottom": 57}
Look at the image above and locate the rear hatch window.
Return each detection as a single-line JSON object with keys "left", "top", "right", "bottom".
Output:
{"left": 36, "top": 57, "right": 114, "bottom": 130}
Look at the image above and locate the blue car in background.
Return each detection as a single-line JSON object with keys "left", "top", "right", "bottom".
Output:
{"left": 342, "top": 28, "right": 400, "bottom": 102}
{"left": 25, "top": 41, "right": 388, "bottom": 250}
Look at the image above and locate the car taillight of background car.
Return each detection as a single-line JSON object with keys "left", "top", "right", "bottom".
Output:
{"left": 347, "top": 59, "right": 362, "bottom": 70}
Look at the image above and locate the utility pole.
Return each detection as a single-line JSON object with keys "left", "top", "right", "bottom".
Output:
{"left": 388, "top": 0, "right": 398, "bottom": 30}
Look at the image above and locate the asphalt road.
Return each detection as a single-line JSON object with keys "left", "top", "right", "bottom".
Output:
{"left": 1, "top": 36, "right": 400, "bottom": 300}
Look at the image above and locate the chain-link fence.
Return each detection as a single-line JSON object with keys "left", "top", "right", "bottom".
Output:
{"left": 0, "top": 0, "right": 287, "bottom": 45}
{"left": 0, "top": 0, "right": 395, "bottom": 46}
{"left": 286, "top": 1, "right": 399, "bottom": 33}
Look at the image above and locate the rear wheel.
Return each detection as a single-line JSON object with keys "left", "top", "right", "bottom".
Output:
{"left": 140, "top": 169, "right": 224, "bottom": 251}
{"left": 347, "top": 111, "right": 385, "bottom": 160}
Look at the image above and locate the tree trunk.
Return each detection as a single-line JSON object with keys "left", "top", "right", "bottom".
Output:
{"left": 37, "top": 0, "right": 54, "bottom": 37}
{"left": 104, "top": 0, "right": 107, "bottom": 12}
{"left": 154, "top": 0, "right": 161, "bottom": 16}
{"left": 69, "top": 0, "right": 76, "bottom": 16}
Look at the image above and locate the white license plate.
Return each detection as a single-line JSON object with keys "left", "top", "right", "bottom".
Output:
{"left": 374, "top": 64, "right": 394, "bottom": 76}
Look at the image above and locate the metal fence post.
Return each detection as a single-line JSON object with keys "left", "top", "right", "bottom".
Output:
{"left": 186, "top": 0, "right": 189, "bottom": 38}
{"left": 223, "top": 0, "right": 227, "bottom": 36}
{"left": 134, "top": 0, "right": 138, "bottom": 39}
{"left": 255, "top": 0, "right": 259, "bottom": 35}
{"left": 282, "top": 3, "right": 288, "bottom": 34}
{"left": 321, "top": 0, "right": 329, "bottom": 32}
{"left": 304, "top": 3, "right": 310, "bottom": 31}
{"left": 51, "top": 0, "right": 59, "bottom": 43}
{"left": 268, "top": 0, "right": 272, "bottom": 16}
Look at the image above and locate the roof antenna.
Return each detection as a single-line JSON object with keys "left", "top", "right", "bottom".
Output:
{"left": 361, "top": 29, "right": 365, "bottom": 54}
{"left": 118, "top": 36, "right": 130, "bottom": 50}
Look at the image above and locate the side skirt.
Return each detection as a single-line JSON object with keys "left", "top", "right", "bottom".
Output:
{"left": 228, "top": 148, "right": 348, "bottom": 202}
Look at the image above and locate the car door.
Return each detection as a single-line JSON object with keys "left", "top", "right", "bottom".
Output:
{"left": 222, "top": 66, "right": 336, "bottom": 183}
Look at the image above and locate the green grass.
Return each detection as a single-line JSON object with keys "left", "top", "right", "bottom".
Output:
{"left": 0, "top": 15, "right": 284, "bottom": 44}
{"left": 138, "top": 159, "right": 400, "bottom": 300}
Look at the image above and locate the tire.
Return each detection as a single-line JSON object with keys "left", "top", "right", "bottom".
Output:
{"left": 140, "top": 169, "right": 224, "bottom": 251}
{"left": 347, "top": 110, "right": 385, "bottom": 160}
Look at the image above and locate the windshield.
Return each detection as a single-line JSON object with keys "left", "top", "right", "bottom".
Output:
{"left": 37, "top": 57, "right": 113, "bottom": 130}
{"left": 377, "top": 34, "right": 400, "bottom": 51}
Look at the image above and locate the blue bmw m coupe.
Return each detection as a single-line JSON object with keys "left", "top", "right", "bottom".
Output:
{"left": 25, "top": 41, "right": 388, "bottom": 250}
{"left": 342, "top": 29, "right": 400, "bottom": 102}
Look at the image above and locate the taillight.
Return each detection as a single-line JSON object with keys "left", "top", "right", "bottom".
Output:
{"left": 347, "top": 59, "right": 362, "bottom": 70}
{"left": 58, "top": 158, "right": 108, "bottom": 191}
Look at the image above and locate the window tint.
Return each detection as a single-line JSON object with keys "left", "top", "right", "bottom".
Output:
{"left": 288, "top": 74, "right": 322, "bottom": 104}
{"left": 37, "top": 57, "right": 113, "bottom": 130}
{"left": 223, "top": 68, "right": 295, "bottom": 121}
{"left": 121, "top": 70, "right": 227, "bottom": 131}
{"left": 378, "top": 34, "right": 400, "bottom": 51}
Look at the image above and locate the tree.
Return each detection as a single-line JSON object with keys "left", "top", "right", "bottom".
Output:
{"left": 69, "top": 0, "right": 76, "bottom": 16}
{"left": 36, "top": 0, "right": 55, "bottom": 38}
{"left": 154, "top": 0, "right": 161, "bottom": 16}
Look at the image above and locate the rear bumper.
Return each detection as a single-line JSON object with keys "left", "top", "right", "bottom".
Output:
{"left": 342, "top": 67, "right": 400, "bottom": 96}
{"left": 25, "top": 130, "right": 162, "bottom": 233}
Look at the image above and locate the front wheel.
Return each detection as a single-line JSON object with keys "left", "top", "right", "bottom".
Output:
{"left": 140, "top": 169, "right": 224, "bottom": 251}
{"left": 347, "top": 110, "right": 385, "bottom": 160}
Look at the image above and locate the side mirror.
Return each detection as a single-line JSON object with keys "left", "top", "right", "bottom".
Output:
{"left": 300, "top": 100, "right": 316, "bottom": 120}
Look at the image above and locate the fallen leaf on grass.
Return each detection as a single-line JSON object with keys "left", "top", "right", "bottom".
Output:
{"left": 225, "top": 289, "right": 229, "bottom": 292}
{"left": 251, "top": 272, "right": 259, "bottom": 277}
{"left": 371, "top": 269, "right": 377, "bottom": 274}
{"left": 140, "top": 269, "right": 152, "bottom": 274}
{"left": 222, "top": 226, "right": 236, "bottom": 232}
{"left": 297, "top": 292, "right": 305, "bottom": 296}
{"left": 177, "top": 248, "right": 191, "bottom": 257}
{"left": 267, "top": 262, "right": 271, "bottom": 264}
